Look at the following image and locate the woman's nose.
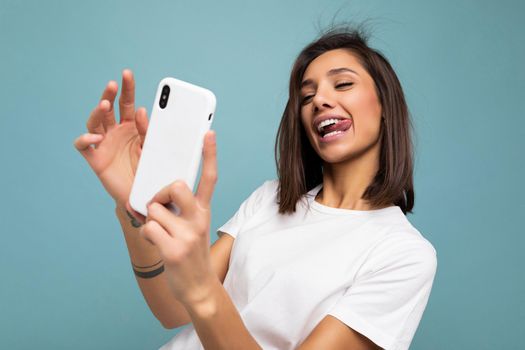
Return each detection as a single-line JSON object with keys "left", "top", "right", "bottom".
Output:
{"left": 312, "top": 89, "right": 335, "bottom": 112}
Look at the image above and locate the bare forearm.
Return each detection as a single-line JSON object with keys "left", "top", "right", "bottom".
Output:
{"left": 115, "top": 205, "right": 191, "bottom": 328}
{"left": 184, "top": 278, "right": 262, "bottom": 350}
{"left": 116, "top": 205, "right": 161, "bottom": 263}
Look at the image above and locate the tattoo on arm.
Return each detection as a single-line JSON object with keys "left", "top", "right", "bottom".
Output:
{"left": 126, "top": 210, "right": 142, "bottom": 228}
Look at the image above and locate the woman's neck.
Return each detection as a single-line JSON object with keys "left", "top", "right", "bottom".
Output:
{"left": 316, "top": 142, "right": 385, "bottom": 211}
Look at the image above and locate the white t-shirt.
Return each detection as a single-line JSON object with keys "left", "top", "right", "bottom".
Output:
{"left": 160, "top": 179, "right": 437, "bottom": 350}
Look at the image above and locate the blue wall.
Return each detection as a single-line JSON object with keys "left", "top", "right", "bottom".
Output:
{"left": 1, "top": 0, "right": 523, "bottom": 348}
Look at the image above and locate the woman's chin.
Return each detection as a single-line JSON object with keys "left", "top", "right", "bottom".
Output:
{"left": 318, "top": 152, "right": 353, "bottom": 165}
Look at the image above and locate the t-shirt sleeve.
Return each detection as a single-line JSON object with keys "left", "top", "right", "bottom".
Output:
{"left": 216, "top": 180, "right": 277, "bottom": 239}
{"left": 326, "top": 233, "right": 438, "bottom": 350}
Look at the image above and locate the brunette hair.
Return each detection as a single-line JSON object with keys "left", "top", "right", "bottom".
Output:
{"left": 274, "top": 26, "right": 415, "bottom": 215}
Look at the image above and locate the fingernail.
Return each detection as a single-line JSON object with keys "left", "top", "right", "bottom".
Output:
{"left": 209, "top": 131, "right": 216, "bottom": 143}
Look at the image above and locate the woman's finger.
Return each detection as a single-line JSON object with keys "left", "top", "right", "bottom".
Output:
{"left": 102, "top": 102, "right": 117, "bottom": 132}
{"left": 99, "top": 80, "right": 118, "bottom": 130}
{"left": 195, "top": 130, "right": 218, "bottom": 208}
{"left": 147, "top": 202, "right": 185, "bottom": 237}
{"left": 86, "top": 100, "right": 110, "bottom": 134}
{"left": 85, "top": 104, "right": 104, "bottom": 135}
{"left": 100, "top": 80, "right": 118, "bottom": 102}
{"left": 73, "top": 133, "right": 104, "bottom": 161}
{"left": 119, "top": 69, "right": 136, "bottom": 123}
{"left": 140, "top": 220, "right": 176, "bottom": 255}
{"left": 135, "top": 107, "right": 149, "bottom": 146}
{"left": 150, "top": 181, "right": 197, "bottom": 218}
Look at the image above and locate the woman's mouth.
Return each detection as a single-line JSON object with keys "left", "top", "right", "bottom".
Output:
{"left": 316, "top": 118, "right": 352, "bottom": 143}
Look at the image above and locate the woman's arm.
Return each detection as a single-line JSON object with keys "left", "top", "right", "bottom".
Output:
{"left": 116, "top": 205, "right": 192, "bottom": 329}
{"left": 184, "top": 275, "right": 263, "bottom": 350}
{"left": 116, "top": 205, "right": 236, "bottom": 329}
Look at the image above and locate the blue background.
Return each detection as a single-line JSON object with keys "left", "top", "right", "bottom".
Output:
{"left": 1, "top": 0, "right": 523, "bottom": 349}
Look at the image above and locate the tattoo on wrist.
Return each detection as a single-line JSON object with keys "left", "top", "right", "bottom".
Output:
{"left": 131, "top": 259, "right": 163, "bottom": 269}
{"left": 125, "top": 210, "right": 142, "bottom": 228}
{"left": 132, "top": 264, "right": 165, "bottom": 279}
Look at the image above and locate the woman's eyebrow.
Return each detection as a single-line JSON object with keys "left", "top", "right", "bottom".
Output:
{"left": 301, "top": 67, "right": 359, "bottom": 88}
{"left": 327, "top": 67, "right": 359, "bottom": 77}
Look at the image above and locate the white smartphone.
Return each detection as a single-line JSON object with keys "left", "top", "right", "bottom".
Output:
{"left": 129, "top": 77, "right": 216, "bottom": 216}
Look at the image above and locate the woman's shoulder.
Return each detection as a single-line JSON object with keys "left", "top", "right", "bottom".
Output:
{"left": 261, "top": 178, "right": 279, "bottom": 191}
{"left": 248, "top": 178, "right": 279, "bottom": 198}
{"left": 239, "top": 178, "right": 280, "bottom": 211}
{"left": 358, "top": 208, "right": 437, "bottom": 267}
{"left": 369, "top": 223, "right": 438, "bottom": 274}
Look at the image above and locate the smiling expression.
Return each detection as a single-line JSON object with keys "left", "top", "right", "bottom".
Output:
{"left": 300, "top": 48, "right": 383, "bottom": 164}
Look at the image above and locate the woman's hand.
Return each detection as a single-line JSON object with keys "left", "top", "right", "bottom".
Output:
{"left": 73, "top": 69, "right": 149, "bottom": 215}
{"left": 140, "top": 130, "right": 219, "bottom": 307}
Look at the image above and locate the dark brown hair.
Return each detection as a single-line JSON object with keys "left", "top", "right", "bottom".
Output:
{"left": 274, "top": 26, "right": 415, "bottom": 215}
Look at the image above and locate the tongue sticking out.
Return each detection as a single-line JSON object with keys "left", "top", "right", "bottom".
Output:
{"left": 322, "top": 119, "right": 352, "bottom": 136}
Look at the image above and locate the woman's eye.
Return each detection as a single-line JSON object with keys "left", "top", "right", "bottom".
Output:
{"left": 336, "top": 82, "right": 354, "bottom": 88}
{"left": 301, "top": 95, "right": 313, "bottom": 104}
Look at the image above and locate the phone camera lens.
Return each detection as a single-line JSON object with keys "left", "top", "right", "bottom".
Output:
{"left": 159, "top": 85, "right": 170, "bottom": 109}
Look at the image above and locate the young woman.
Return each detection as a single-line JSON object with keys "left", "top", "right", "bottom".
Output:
{"left": 74, "top": 27, "right": 437, "bottom": 350}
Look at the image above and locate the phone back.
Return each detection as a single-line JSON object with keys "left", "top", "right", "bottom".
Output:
{"left": 129, "top": 77, "right": 216, "bottom": 216}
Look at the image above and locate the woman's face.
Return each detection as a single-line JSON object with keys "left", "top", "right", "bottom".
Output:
{"left": 300, "top": 48, "right": 383, "bottom": 164}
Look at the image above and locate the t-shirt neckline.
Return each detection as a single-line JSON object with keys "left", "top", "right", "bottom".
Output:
{"left": 306, "top": 183, "right": 402, "bottom": 216}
